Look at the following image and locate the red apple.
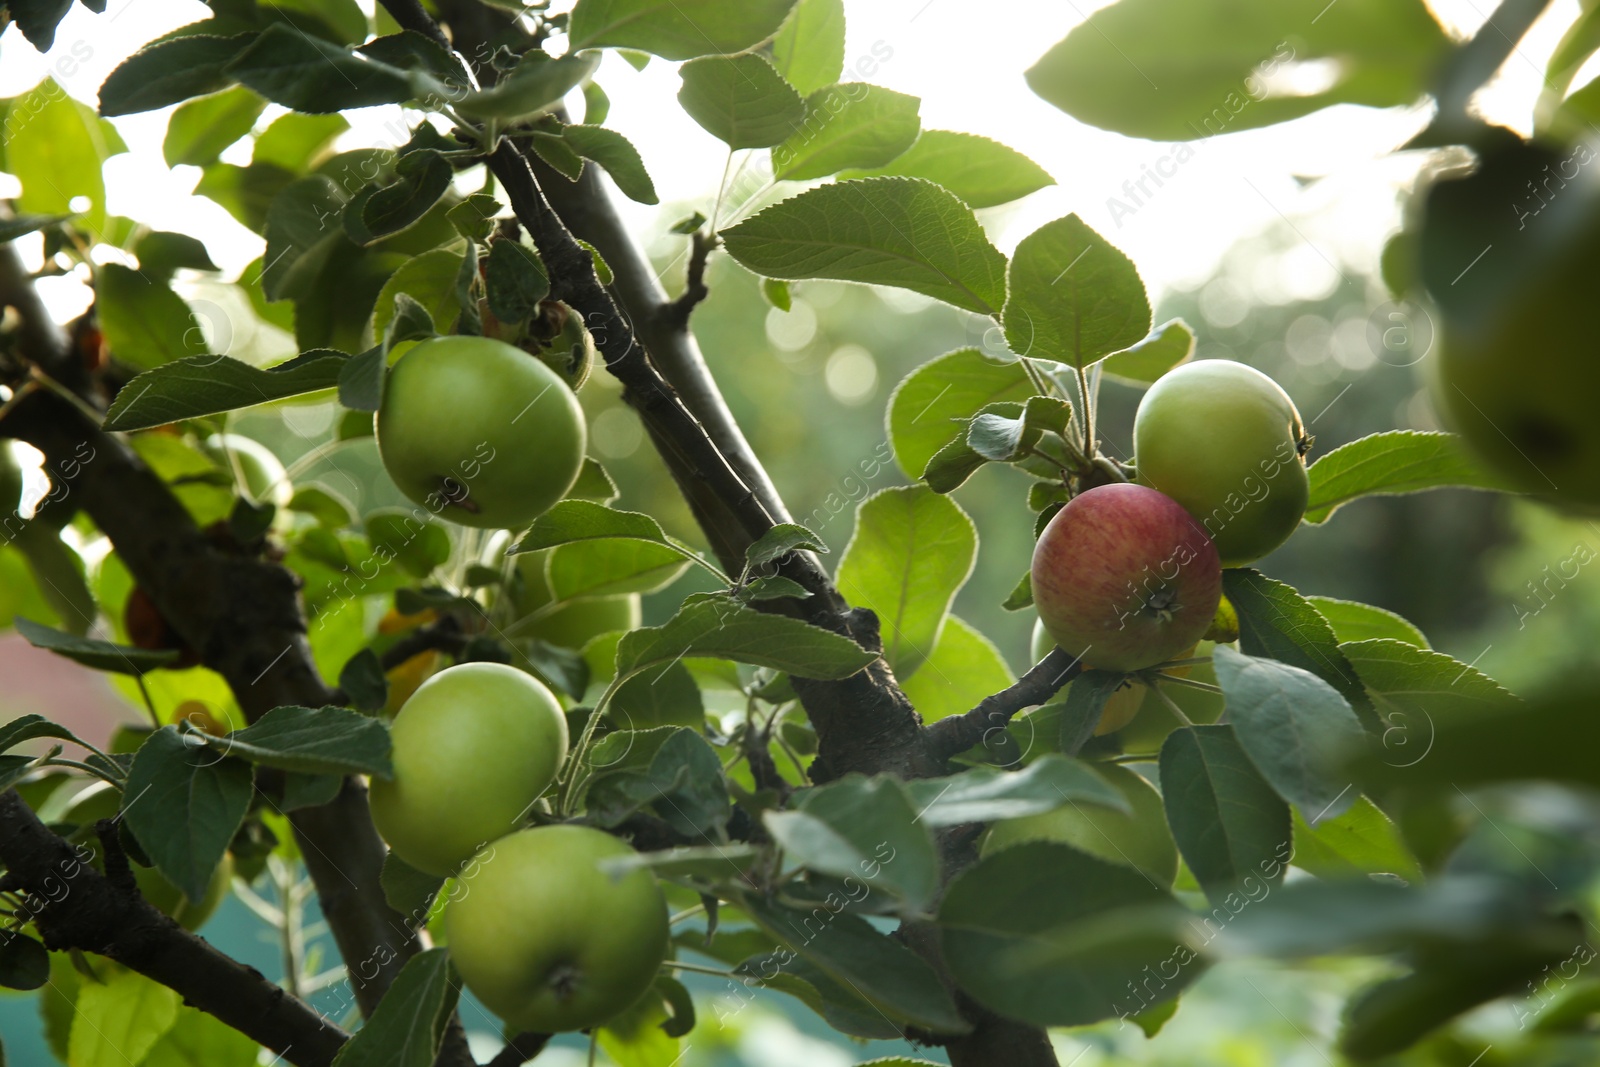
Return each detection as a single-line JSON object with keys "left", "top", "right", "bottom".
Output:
{"left": 1031, "top": 483, "right": 1221, "bottom": 672}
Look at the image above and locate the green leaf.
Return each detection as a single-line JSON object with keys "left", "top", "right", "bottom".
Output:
{"left": 608, "top": 659, "right": 704, "bottom": 731}
{"left": 1308, "top": 596, "right": 1428, "bottom": 648}
{"left": 453, "top": 50, "right": 601, "bottom": 121}
{"left": 371, "top": 247, "right": 465, "bottom": 341}
{"left": 337, "top": 346, "right": 386, "bottom": 412}
{"left": 1159, "top": 725, "right": 1291, "bottom": 904}
{"left": 772, "top": 84, "right": 920, "bottom": 181}
{"left": 134, "top": 231, "right": 220, "bottom": 279}
{"left": 194, "top": 161, "right": 297, "bottom": 233}
{"left": 1101, "top": 318, "right": 1195, "bottom": 384}
{"left": 122, "top": 726, "right": 253, "bottom": 902}
{"left": 938, "top": 841, "right": 1198, "bottom": 1027}
{"left": 261, "top": 175, "right": 343, "bottom": 300}
{"left": 1212, "top": 647, "right": 1365, "bottom": 819}
{"left": 0, "top": 934, "right": 48, "bottom": 991}
{"left": 761, "top": 277, "right": 792, "bottom": 310}
{"left": 549, "top": 541, "right": 691, "bottom": 601}
{"left": 103, "top": 351, "right": 346, "bottom": 431}
{"left": 352, "top": 149, "right": 453, "bottom": 245}
{"left": 516, "top": 500, "right": 688, "bottom": 557}
{"left": 616, "top": 596, "right": 875, "bottom": 681}
{"left": 140, "top": 1005, "right": 259, "bottom": 1067}
{"left": 561, "top": 125, "right": 658, "bottom": 205}
{"left": 722, "top": 178, "right": 1008, "bottom": 315}
{"left": 769, "top": 0, "right": 845, "bottom": 95}
{"left": 381, "top": 852, "right": 445, "bottom": 925}
{"left": 95, "top": 265, "right": 206, "bottom": 369}
{"left": 1056, "top": 670, "right": 1125, "bottom": 756}
{"left": 569, "top": 0, "right": 799, "bottom": 60}
{"left": 14, "top": 616, "right": 178, "bottom": 675}
{"left": 483, "top": 239, "right": 549, "bottom": 324}
{"left": 204, "top": 704, "right": 393, "bottom": 777}
{"left": 842, "top": 130, "right": 1054, "bottom": 209}
{"left": 0, "top": 213, "right": 72, "bottom": 243}
{"left": 0, "top": 713, "right": 86, "bottom": 754}
{"left": 97, "top": 33, "right": 257, "bottom": 116}
{"left": 1304, "top": 431, "right": 1517, "bottom": 523}
{"left": 1291, "top": 796, "right": 1422, "bottom": 883}
{"left": 331, "top": 949, "right": 460, "bottom": 1067}
{"left": 446, "top": 193, "right": 502, "bottom": 241}
{"left": 902, "top": 754, "right": 1129, "bottom": 826}
{"left": 6, "top": 0, "right": 73, "bottom": 51}
{"left": 899, "top": 616, "right": 1013, "bottom": 724}
{"left": 570, "top": 458, "right": 620, "bottom": 504}
{"left": 886, "top": 347, "right": 1033, "bottom": 480}
{"left": 253, "top": 112, "right": 348, "bottom": 172}
{"left": 741, "top": 895, "right": 968, "bottom": 1033}
{"left": 1002, "top": 214, "right": 1150, "bottom": 368}
{"left": 69, "top": 970, "right": 180, "bottom": 1067}
{"left": 1025, "top": 0, "right": 1450, "bottom": 141}
{"left": 736, "top": 527, "right": 823, "bottom": 576}
{"left": 225, "top": 24, "right": 413, "bottom": 113}
{"left": 366, "top": 510, "right": 451, "bottom": 579}
{"left": 678, "top": 53, "right": 806, "bottom": 149}
{"left": 835, "top": 486, "right": 976, "bottom": 679}
{"left": 585, "top": 726, "right": 730, "bottom": 838}
{"left": 765, "top": 776, "right": 939, "bottom": 913}
{"left": 9, "top": 79, "right": 127, "bottom": 233}
{"left": 1224, "top": 568, "right": 1374, "bottom": 731}
{"left": 339, "top": 648, "right": 388, "bottom": 713}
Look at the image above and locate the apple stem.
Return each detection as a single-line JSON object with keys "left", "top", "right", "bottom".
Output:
{"left": 1150, "top": 681, "right": 1196, "bottom": 727}
{"left": 1154, "top": 674, "right": 1223, "bottom": 695}
{"left": 660, "top": 959, "right": 736, "bottom": 979}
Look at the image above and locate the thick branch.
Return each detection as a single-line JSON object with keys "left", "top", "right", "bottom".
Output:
{"left": 925, "top": 649, "right": 1082, "bottom": 762}
{"left": 0, "top": 791, "right": 346, "bottom": 1067}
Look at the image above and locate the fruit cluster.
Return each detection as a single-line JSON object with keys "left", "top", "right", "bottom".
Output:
{"left": 372, "top": 662, "right": 669, "bottom": 1033}
{"left": 1031, "top": 360, "right": 1308, "bottom": 730}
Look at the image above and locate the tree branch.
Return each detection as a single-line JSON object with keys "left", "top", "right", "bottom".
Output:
{"left": 661, "top": 229, "right": 718, "bottom": 330}
{"left": 924, "top": 648, "right": 1082, "bottom": 762}
{"left": 487, "top": 1031, "right": 551, "bottom": 1066}
{"left": 0, "top": 791, "right": 347, "bottom": 1067}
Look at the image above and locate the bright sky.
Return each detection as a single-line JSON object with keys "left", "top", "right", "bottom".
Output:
{"left": 0, "top": 0, "right": 1588, "bottom": 327}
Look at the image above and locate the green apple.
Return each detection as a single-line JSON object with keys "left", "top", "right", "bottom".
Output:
{"left": 376, "top": 336, "right": 587, "bottom": 529}
{"left": 445, "top": 825, "right": 669, "bottom": 1032}
{"left": 1032, "top": 483, "right": 1221, "bottom": 673}
{"left": 369, "top": 662, "right": 569, "bottom": 876}
{"left": 1133, "top": 360, "right": 1310, "bottom": 566}
{"left": 1432, "top": 241, "right": 1600, "bottom": 507}
{"left": 981, "top": 763, "right": 1178, "bottom": 886}
{"left": 201, "top": 434, "right": 292, "bottom": 508}
{"left": 1030, "top": 618, "right": 1145, "bottom": 735}
{"left": 513, "top": 549, "right": 640, "bottom": 647}
{"left": 63, "top": 784, "right": 232, "bottom": 931}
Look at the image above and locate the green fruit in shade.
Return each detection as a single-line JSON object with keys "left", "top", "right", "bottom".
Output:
{"left": 62, "top": 784, "right": 232, "bottom": 931}
{"left": 369, "top": 662, "right": 569, "bottom": 876}
{"left": 1030, "top": 618, "right": 1145, "bottom": 735}
{"left": 981, "top": 763, "right": 1178, "bottom": 886}
{"left": 376, "top": 335, "right": 587, "bottom": 530}
{"left": 445, "top": 825, "right": 670, "bottom": 1033}
{"left": 200, "top": 433, "right": 292, "bottom": 508}
{"left": 1031, "top": 483, "right": 1221, "bottom": 673}
{"left": 1432, "top": 245, "right": 1600, "bottom": 507}
{"left": 512, "top": 549, "right": 640, "bottom": 647}
{"left": 1133, "top": 359, "right": 1310, "bottom": 566}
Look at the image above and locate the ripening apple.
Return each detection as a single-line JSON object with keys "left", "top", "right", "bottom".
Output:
{"left": 1031, "top": 483, "right": 1221, "bottom": 673}
{"left": 64, "top": 783, "right": 232, "bottom": 930}
{"left": 1133, "top": 360, "right": 1310, "bottom": 566}
{"left": 513, "top": 548, "right": 640, "bottom": 647}
{"left": 200, "top": 434, "right": 293, "bottom": 508}
{"left": 369, "top": 662, "right": 569, "bottom": 876}
{"left": 376, "top": 336, "right": 587, "bottom": 530}
{"left": 981, "top": 763, "right": 1178, "bottom": 886}
{"left": 446, "top": 825, "right": 670, "bottom": 1033}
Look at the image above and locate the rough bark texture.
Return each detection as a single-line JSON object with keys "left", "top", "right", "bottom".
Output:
{"left": 0, "top": 792, "right": 347, "bottom": 1067}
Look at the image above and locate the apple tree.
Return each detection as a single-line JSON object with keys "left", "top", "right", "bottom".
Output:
{"left": 0, "top": 0, "right": 1594, "bottom": 1065}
